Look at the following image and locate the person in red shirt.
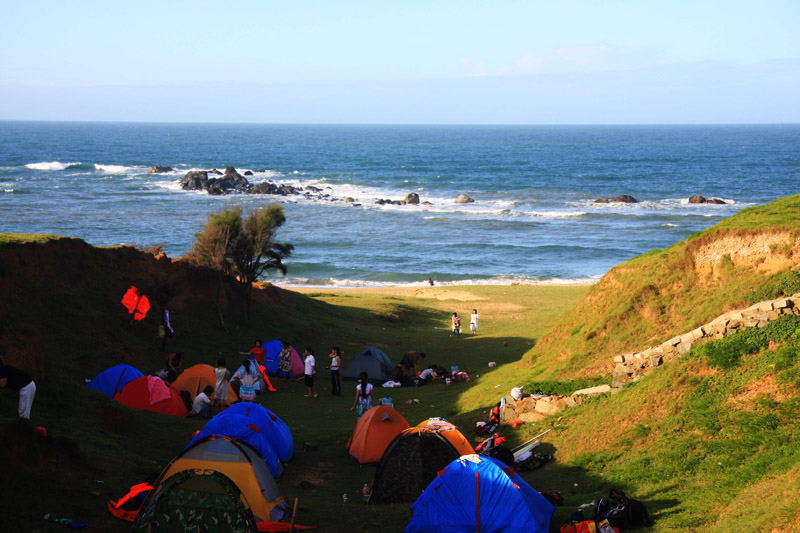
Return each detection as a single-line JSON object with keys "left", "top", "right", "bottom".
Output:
{"left": 241, "top": 339, "right": 266, "bottom": 366}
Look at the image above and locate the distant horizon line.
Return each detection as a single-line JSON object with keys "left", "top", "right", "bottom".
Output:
{"left": 1, "top": 119, "right": 799, "bottom": 127}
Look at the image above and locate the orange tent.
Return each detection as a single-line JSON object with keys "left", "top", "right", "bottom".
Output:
{"left": 172, "top": 364, "right": 238, "bottom": 406}
{"left": 416, "top": 417, "right": 475, "bottom": 456}
{"left": 113, "top": 376, "right": 188, "bottom": 417}
{"left": 346, "top": 405, "right": 410, "bottom": 465}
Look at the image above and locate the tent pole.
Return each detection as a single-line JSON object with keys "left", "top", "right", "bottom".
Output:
{"left": 289, "top": 497, "right": 299, "bottom": 532}
{"left": 511, "top": 425, "right": 561, "bottom": 453}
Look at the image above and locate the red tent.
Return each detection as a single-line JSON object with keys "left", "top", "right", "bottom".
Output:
{"left": 113, "top": 376, "right": 188, "bottom": 417}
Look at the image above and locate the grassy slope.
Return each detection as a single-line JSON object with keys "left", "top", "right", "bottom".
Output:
{"left": 0, "top": 235, "right": 587, "bottom": 532}
{"left": 528, "top": 194, "right": 800, "bottom": 380}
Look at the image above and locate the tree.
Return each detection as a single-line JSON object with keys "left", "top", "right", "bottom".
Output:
{"left": 188, "top": 205, "right": 293, "bottom": 324}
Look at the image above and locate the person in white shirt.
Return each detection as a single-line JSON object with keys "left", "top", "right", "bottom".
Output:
{"left": 191, "top": 386, "right": 214, "bottom": 418}
{"left": 303, "top": 347, "right": 317, "bottom": 398}
{"left": 470, "top": 309, "right": 479, "bottom": 334}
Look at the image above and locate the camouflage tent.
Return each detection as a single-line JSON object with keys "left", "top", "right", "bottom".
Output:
{"left": 368, "top": 426, "right": 465, "bottom": 504}
{"left": 131, "top": 469, "right": 258, "bottom": 532}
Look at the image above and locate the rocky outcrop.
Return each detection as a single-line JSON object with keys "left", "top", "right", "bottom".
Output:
{"left": 147, "top": 165, "right": 173, "bottom": 174}
{"left": 375, "top": 193, "right": 424, "bottom": 206}
{"left": 689, "top": 195, "right": 726, "bottom": 204}
{"left": 455, "top": 194, "right": 475, "bottom": 204}
{"left": 179, "top": 167, "right": 303, "bottom": 197}
{"left": 611, "top": 294, "right": 800, "bottom": 387}
{"left": 405, "top": 193, "right": 420, "bottom": 205}
{"left": 594, "top": 195, "right": 638, "bottom": 203}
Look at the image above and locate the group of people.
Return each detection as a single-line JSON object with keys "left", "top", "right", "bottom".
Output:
{"left": 450, "top": 309, "right": 479, "bottom": 337}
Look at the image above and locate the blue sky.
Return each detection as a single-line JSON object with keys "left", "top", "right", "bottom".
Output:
{"left": 1, "top": 1, "right": 799, "bottom": 124}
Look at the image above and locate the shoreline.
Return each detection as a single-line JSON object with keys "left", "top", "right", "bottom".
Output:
{"left": 281, "top": 281, "right": 594, "bottom": 296}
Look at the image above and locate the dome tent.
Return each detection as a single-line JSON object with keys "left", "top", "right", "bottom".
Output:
{"left": 171, "top": 363, "right": 238, "bottom": 406}
{"left": 369, "top": 425, "right": 468, "bottom": 504}
{"left": 113, "top": 375, "right": 188, "bottom": 417}
{"left": 186, "top": 412, "right": 284, "bottom": 478}
{"left": 342, "top": 347, "right": 395, "bottom": 383}
{"left": 133, "top": 435, "right": 287, "bottom": 529}
{"left": 347, "top": 405, "right": 410, "bottom": 466}
{"left": 405, "top": 454, "right": 554, "bottom": 533}
{"left": 224, "top": 402, "right": 294, "bottom": 463}
{"left": 88, "top": 364, "right": 143, "bottom": 399}
{"left": 262, "top": 340, "right": 304, "bottom": 377}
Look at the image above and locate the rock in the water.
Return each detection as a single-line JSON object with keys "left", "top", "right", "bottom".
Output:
{"left": 611, "top": 195, "right": 638, "bottom": 203}
{"left": 345, "top": 197, "right": 355, "bottom": 203}
{"left": 707, "top": 198, "right": 726, "bottom": 204}
{"left": 179, "top": 171, "right": 209, "bottom": 191}
{"left": 593, "top": 198, "right": 610, "bottom": 203}
{"left": 243, "top": 170, "right": 253, "bottom": 176}
{"left": 209, "top": 168, "right": 223, "bottom": 175}
{"left": 404, "top": 192, "right": 420, "bottom": 205}
{"left": 147, "top": 165, "right": 173, "bottom": 174}
{"left": 455, "top": 194, "right": 475, "bottom": 204}
{"left": 688, "top": 195, "right": 707, "bottom": 204}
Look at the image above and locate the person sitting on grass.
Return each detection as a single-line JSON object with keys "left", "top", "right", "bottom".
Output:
{"left": 191, "top": 386, "right": 214, "bottom": 418}
{"left": 350, "top": 371, "right": 373, "bottom": 418}
{"left": 415, "top": 365, "right": 439, "bottom": 386}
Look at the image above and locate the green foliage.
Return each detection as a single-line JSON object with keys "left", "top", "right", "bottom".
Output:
{"left": 693, "top": 315, "right": 800, "bottom": 369}
{"left": 748, "top": 271, "right": 800, "bottom": 304}
{"left": 523, "top": 376, "right": 609, "bottom": 396}
{"left": 188, "top": 205, "right": 293, "bottom": 322}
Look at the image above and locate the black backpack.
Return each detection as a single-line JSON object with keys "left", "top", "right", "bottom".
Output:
{"left": 594, "top": 489, "right": 653, "bottom": 529}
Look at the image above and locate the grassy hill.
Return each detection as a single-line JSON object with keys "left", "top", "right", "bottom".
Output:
{"left": 2, "top": 194, "right": 800, "bottom": 532}
{"left": 527, "top": 194, "right": 800, "bottom": 380}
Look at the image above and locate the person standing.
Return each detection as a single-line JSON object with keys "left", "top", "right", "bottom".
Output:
{"left": 401, "top": 350, "right": 426, "bottom": 377}
{"left": 231, "top": 359, "right": 260, "bottom": 402}
{"left": 470, "top": 309, "right": 479, "bottom": 335}
{"left": 0, "top": 360, "right": 36, "bottom": 419}
{"left": 350, "top": 371, "right": 373, "bottom": 419}
{"left": 450, "top": 312, "right": 461, "bottom": 337}
{"left": 328, "top": 347, "right": 342, "bottom": 397}
{"left": 278, "top": 341, "right": 293, "bottom": 378}
{"left": 303, "top": 348, "right": 317, "bottom": 398}
{"left": 241, "top": 339, "right": 266, "bottom": 366}
{"left": 213, "top": 357, "right": 230, "bottom": 407}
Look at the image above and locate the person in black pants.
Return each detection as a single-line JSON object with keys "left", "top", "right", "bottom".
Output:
{"left": 328, "top": 347, "right": 342, "bottom": 396}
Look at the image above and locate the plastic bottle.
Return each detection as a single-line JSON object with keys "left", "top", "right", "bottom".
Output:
{"left": 362, "top": 483, "right": 370, "bottom": 503}
{"left": 342, "top": 493, "right": 348, "bottom": 503}
{"left": 451, "top": 363, "right": 458, "bottom": 374}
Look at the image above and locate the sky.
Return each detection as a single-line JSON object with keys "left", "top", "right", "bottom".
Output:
{"left": 1, "top": 0, "right": 799, "bottom": 124}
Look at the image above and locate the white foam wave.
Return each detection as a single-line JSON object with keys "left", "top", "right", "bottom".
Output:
{"left": 95, "top": 164, "right": 134, "bottom": 173}
{"left": 272, "top": 275, "right": 599, "bottom": 289}
{"left": 25, "top": 161, "right": 78, "bottom": 171}
{"left": 661, "top": 223, "right": 678, "bottom": 227}
{"left": 3, "top": 188, "right": 13, "bottom": 193}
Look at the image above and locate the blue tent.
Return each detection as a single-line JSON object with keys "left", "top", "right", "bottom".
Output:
{"left": 87, "top": 364, "right": 143, "bottom": 399}
{"left": 262, "top": 340, "right": 285, "bottom": 374}
{"left": 223, "top": 402, "right": 294, "bottom": 462}
{"left": 186, "top": 412, "right": 284, "bottom": 478}
{"left": 405, "top": 454, "right": 554, "bottom": 533}
{"left": 342, "top": 347, "right": 395, "bottom": 383}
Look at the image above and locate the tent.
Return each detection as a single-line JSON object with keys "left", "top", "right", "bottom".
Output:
{"left": 134, "top": 435, "right": 287, "bottom": 528}
{"left": 187, "top": 412, "right": 284, "bottom": 478}
{"left": 132, "top": 469, "right": 259, "bottom": 532}
{"left": 113, "top": 376, "right": 188, "bottom": 417}
{"left": 342, "top": 347, "right": 395, "bottom": 383}
{"left": 224, "top": 402, "right": 294, "bottom": 463}
{"left": 171, "top": 364, "right": 238, "bottom": 406}
{"left": 347, "top": 405, "right": 410, "bottom": 466}
{"left": 263, "top": 340, "right": 304, "bottom": 377}
{"left": 369, "top": 426, "right": 468, "bottom": 504}
{"left": 88, "top": 364, "right": 143, "bottom": 399}
{"left": 416, "top": 418, "right": 475, "bottom": 457}
{"left": 405, "top": 454, "right": 555, "bottom": 533}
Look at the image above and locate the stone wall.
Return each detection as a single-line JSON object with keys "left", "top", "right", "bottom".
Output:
{"left": 611, "top": 294, "right": 800, "bottom": 387}
{"left": 502, "top": 294, "right": 799, "bottom": 424}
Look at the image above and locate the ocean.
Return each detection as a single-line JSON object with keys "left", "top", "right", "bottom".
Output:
{"left": 1, "top": 122, "right": 799, "bottom": 288}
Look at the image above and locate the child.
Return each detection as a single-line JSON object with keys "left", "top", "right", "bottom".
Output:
{"left": 191, "top": 386, "right": 214, "bottom": 418}
{"left": 451, "top": 312, "right": 461, "bottom": 337}
{"left": 214, "top": 358, "right": 230, "bottom": 407}
{"left": 278, "top": 341, "right": 293, "bottom": 378}
{"left": 470, "top": 309, "right": 479, "bottom": 334}
{"left": 303, "top": 348, "right": 317, "bottom": 398}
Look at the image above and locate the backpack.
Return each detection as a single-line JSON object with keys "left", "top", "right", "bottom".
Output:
{"left": 594, "top": 489, "right": 653, "bottom": 529}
